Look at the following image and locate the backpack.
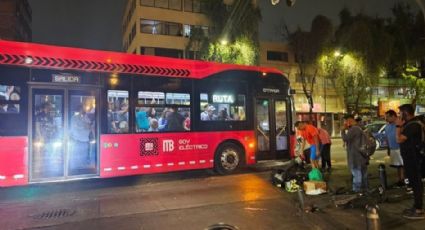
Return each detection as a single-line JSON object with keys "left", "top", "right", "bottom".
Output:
{"left": 412, "top": 117, "right": 425, "bottom": 156}
{"left": 359, "top": 128, "right": 377, "bottom": 158}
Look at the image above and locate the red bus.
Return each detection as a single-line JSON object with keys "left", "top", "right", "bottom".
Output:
{"left": 0, "top": 40, "right": 295, "bottom": 187}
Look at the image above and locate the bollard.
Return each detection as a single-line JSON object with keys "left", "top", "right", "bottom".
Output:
{"left": 366, "top": 204, "right": 381, "bottom": 230}
{"left": 297, "top": 188, "right": 305, "bottom": 211}
{"left": 378, "top": 164, "right": 387, "bottom": 190}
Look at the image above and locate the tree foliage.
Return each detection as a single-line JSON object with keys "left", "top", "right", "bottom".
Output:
{"left": 186, "top": 0, "right": 261, "bottom": 65}
{"left": 327, "top": 9, "right": 394, "bottom": 114}
{"left": 289, "top": 15, "right": 333, "bottom": 115}
{"left": 387, "top": 3, "right": 425, "bottom": 105}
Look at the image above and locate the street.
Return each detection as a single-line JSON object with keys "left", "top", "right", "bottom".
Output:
{"left": 0, "top": 139, "right": 424, "bottom": 230}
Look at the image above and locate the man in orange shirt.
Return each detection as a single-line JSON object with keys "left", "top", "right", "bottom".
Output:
{"left": 295, "top": 121, "right": 321, "bottom": 168}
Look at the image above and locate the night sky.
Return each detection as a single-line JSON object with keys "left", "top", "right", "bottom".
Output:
{"left": 28, "top": 0, "right": 420, "bottom": 51}
{"left": 259, "top": 0, "right": 420, "bottom": 41}
{"left": 29, "top": 0, "right": 126, "bottom": 51}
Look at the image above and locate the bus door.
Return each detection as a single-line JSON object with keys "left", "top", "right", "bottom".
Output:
{"left": 30, "top": 87, "right": 99, "bottom": 182}
{"left": 255, "top": 98, "right": 288, "bottom": 160}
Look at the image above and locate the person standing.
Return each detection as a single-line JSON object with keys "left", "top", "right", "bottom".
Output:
{"left": 295, "top": 121, "right": 321, "bottom": 168}
{"left": 318, "top": 127, "right": 332, "bottom": 172}
{"left": 69, "top": 105, "right": 94, "bottom": 170}
{"left": 395, "top": 104, "right": 424, "bottom": 220}
{"left": 201, "top": 104, "right": 210, "bottom": 121}
{"left": 165, "top": 106, "right": 185, "bottom": 132}
{"left": 341, "top": 115, "right": 369, "bottom": 193}
{"left": 384, "top": 109, "right": 404, "bottom": 187}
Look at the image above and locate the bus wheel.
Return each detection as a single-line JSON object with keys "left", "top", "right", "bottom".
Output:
{"left": 214, "top": 143, "right": 242, "bottom": 175}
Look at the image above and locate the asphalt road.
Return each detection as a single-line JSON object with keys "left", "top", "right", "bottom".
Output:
{"left": 0, "top": 139, "right": 421, "bottom": 230}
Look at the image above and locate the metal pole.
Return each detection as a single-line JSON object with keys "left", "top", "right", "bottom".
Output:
{"left": 324, "top": 76, "right": 327, "bottom": 113}
{"left": 366, "top": 204, "right": 381, "bottom": 230}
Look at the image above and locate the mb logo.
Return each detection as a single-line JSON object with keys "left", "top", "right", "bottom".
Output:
{"left": 163, "top": 140, "right": 174, "bottom": 152}
{"left": 140, "top": 138, "right": 158, "bottom": 156}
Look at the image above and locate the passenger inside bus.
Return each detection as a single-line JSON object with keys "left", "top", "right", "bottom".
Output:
{"left": 148, "top": 118, "right": 159, "bottom": 132}
{"left": 158, "top": 107, "right": 169, "bottom": 131}
{"left": 69, "top": 104, "right": 94, "bottom": 170}
{"left": 35, "top": 102, "right": 56, "bottom": 143}
{"left": 116, "top": 101, "right": 129, "bottom": 133}
{"left": 135, "top": 107, "right": 149, "bottom": 132}
{"left": 184, "top": 112, "right": 190, "bottom": 130}
{"left": 200, "top": 104, "right": 210, "bottom": 121}
{"left": 165, "top": 106, "right": 185, "bottom": 131}
{"left": 200, "top": 105, "right": 217, "bottom": 121}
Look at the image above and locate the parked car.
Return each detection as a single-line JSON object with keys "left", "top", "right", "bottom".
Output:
{"left": 365, "top": 121, "right": 387, "bottom": 150}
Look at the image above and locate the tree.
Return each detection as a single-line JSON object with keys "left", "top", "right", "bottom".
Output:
{"left": 403, "top": 64, "right": 425, "bottom": 106}
{"left": 185, "top": 0, "right": 261, "bottom": 65}
{"left": 289, "top": 15, "right": 333, "bottom": 117}
{"left": 332, "top": 10, "right": 393, "bottom": 114}
{"left": 387, "top": 3, "right": 425, "bottom": 106}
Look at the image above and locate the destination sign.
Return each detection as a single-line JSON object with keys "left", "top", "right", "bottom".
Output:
{"left": 52, "top": 74, "right": 81, "bottom": 83}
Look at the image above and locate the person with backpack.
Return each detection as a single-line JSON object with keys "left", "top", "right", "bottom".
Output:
{"left": 395, "top": 104, "right": 424, "bottom": 220}
{"left": 384, "top": 110, "right": 405, "bottom": 187}
{"left": 341, "top": 115, "right": 369, "bottom": 193}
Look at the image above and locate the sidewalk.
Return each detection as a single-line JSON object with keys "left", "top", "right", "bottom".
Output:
{"left": 268, "top": 139, "right": 425, "bottom": 230}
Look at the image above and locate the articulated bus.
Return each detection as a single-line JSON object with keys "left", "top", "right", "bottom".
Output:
{"left": 0, "top": 40, "right": 295, "bottom": 187}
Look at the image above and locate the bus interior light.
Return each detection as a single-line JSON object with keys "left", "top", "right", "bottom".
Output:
{"left": 34, "top": 141, "right": 44, "bottom": 148}
{"left": 53, "top": 141, "right": 62, "bottom": 148}
{"left": 110, "top": 77, "right": 119, "bottom": 85}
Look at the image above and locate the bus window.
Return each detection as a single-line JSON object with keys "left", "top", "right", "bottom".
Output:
{"left": 135, "top": 91, "right": 190, "bottom": 132}
{"left": 107, "top": 90, "right": 129, "bottom": 134}
{"left": 138, "top": 91, "right": 165, "bottom": 105}
{"left": 200, "top": 93, "right": 246, "bottom": 121}
{"left": 0, "top": 85, "right": 21, "bottom": 114}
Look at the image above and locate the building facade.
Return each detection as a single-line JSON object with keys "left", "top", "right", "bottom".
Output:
{"left": 122, "top": 0, "right": 211, "bottom": 58}
{"left": 0, "top": 0, "right": 32, "bottom": 42}
{"left": 259, "top": 41, "right": 346, "bottom": 136}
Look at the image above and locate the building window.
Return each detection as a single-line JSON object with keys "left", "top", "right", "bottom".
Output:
{"left": 154, "top": 0, "right": 168, "bottom": 8}
{"left": 141, "top": 0, "right": 154, "bottom": 6}
{"left": 141, "top": 47, "right": 155, "bottom": 55}
{"left": 128, "top": 23, "right": 137, "bottom": 45}
{"left": 155, "top": 48, "right": 183, "bottom": 58}
{"left": 169, "top": 0, "right": 182, "bottom": 10}
{"left": 141, "top": 19, "right": 182, "bottom": 36}
{"left": 184, "top": 0, "right": 193, "bottom": 11}
{"left": 267, "top": 51, "right": 289, "bottom": 62}
{"left": 184, "top": 0, "right": 206, "bottom": 13}
{"left": 141, "top": 0, "right": 182, "bottom": 11}
{"left": 141, "top": 47, "right": 183, "bottom": 58}
{"left": 183, "top": 24, "right": 209, "bottom": 37}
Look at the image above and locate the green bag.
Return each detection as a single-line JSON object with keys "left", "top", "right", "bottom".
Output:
{"left": 308, "top": 168, "right": 323, "bottom": 181}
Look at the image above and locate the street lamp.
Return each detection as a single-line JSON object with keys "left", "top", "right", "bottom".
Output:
{"left": 334, "top": 50, "right": 342, "bottom": 57}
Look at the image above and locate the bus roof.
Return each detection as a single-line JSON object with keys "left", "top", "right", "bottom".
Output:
{"left": 0, "top": 40, "right": 286, "bottom": 80}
